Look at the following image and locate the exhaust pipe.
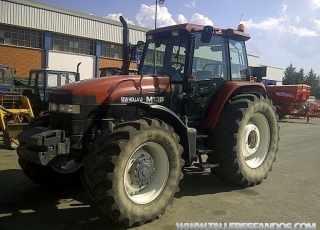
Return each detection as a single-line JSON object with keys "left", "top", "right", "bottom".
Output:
{"left": 76, "top": 62, "right": 81, "bottom": 81}
{"left": 120, "top": 16, "right": 129, "bottom": 75}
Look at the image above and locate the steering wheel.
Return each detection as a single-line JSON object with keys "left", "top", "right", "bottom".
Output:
{"left": 171, "top": 61, "right": 184, "bottom": 72}
{"left": 203, "top": 63, "right": 213, "bottom": 70}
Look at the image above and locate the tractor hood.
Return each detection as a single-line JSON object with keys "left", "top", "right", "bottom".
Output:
{"left": 50, "top": 74, "right": 171, "bottom": 104}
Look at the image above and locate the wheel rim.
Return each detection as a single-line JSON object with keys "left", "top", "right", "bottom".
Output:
{"left": 242, "top": 112, "right": 270, "bottom": 168}
{"left": 52, "top": 160, "right": 82, "bottom": 174}
{"left": 124, "top": 142, "right": 169, "bottom": 204}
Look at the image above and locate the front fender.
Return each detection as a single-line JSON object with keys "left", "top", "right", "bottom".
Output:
{"left": 130, "top": 103, "right": 195, "bottom": 165}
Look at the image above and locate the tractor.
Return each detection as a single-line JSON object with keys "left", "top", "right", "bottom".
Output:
{"left": 16, "top": 17, "right": 279, "bottom": 226}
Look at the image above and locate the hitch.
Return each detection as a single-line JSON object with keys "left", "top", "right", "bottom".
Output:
{"left": 193, "top": 149, "right": 219, "bottom": 171}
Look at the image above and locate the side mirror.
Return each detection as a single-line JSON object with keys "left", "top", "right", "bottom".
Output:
{"left": 201, "top": 26, "right": 213, "bottom": 43}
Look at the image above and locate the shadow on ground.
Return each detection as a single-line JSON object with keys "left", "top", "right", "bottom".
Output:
{"left": 0, "top": 166, "right": 243, "bottom": 230}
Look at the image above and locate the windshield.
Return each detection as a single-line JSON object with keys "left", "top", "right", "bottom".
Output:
{"left": 30, "top": 71, "right": 76, "bottom": 88}
{"left": 139, "top": 31, "right": 249, "bottom": 82}
{"left": 193, "top": 33, "right": 228, "bottom": 81}
{"left": 140, "top": 36, "right": 188, "bottom": 81}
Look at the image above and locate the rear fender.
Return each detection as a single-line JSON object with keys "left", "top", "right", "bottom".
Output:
{"left": 203, "top": 81, "right": 267, "bottom": 130}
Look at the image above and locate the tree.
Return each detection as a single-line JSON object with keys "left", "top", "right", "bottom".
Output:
{"left": 306, "top": 69, "right": 319, "bottom": 96}
{"left": 283, "top": 63, "right": 305, "bottom": 85}
{"left": 296, "top": 68, "right": 305, "bottom": 84}
{"left": 282, "top": 63, "right": 296, "bottom": 85}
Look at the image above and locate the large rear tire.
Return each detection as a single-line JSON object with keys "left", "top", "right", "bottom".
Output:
{"left": 81, "top": 118, "right": 184, "bottom": 226}
{"left": 209, "top": 93, "right": 279, "bottom": 186}
{"left": 18, "top": 114, "right": 83, "bottom": 188}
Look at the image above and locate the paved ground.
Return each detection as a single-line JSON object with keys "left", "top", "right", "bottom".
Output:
{"left": 0, "top": 117, "right": 319, "bottom": 230}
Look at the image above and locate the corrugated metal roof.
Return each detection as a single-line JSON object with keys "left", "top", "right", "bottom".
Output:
{"left": 0, "top": 0, "right": 149, "bottom": 44}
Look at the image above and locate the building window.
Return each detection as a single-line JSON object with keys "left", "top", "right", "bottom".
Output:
{"left": 0, "top": 24, "right": 42, "bottom": 48}
{"left": 51, "top": 33, "right": 93, "bottom": 55}
{"left": 101, "top": 42, "right": 122, "bottom": 59}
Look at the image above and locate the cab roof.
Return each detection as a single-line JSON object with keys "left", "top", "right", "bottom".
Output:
{"left": 146, "top": 23, "right": 251, "bottom": 41}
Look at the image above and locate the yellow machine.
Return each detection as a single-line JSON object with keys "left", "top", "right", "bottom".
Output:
{"left": 0, "top": 93, "right": 34, "bottom": 149}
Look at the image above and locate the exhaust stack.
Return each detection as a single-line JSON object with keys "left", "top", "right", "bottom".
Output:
{"left": 120, "top": 16, "right": 129, "bottom": 75}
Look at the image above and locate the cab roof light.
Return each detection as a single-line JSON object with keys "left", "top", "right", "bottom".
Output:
{"left": 237, "top": 24, "right": 245, "bottom": 32}
{"left": 147, "top": 34, "right": 153, "bottom": 40}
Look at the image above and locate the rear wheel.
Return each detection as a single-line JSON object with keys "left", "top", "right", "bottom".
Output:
{"left": 18, "top": 114, "right": 83, "bottom": 188}
{"left": 209, "top": 93, "right": 279, "bottom": 186}
{"left": 81, "top": 118, "right": 184, "bottom": 226}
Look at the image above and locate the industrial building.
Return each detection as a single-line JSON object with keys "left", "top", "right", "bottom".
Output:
{"left": 0, "top": 0, "right": 148, "bottom": 79}
{"left": 248, "top": 54, "right": 284, "bottom": 85}
{"left": 0, "top": 0, "right": 283, "bottom": 84}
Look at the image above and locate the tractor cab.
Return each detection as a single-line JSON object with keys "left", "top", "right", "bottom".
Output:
{"left": 137, "top": 24, "right": 251, "bottom": 119}
{"left": 20, "top": 68, "right": 80, "bottom": 116}
{"left": 0, "top": 64, "right": 15, "bottom": 92}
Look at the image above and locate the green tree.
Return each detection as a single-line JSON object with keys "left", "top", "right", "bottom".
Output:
{"left": 283, "top": 63, "right": 305, "bottom": 85}
{"left": 282, "top": 63, "right": 296, "bottom": 85}
{"left": 296, "top": 68, "right": 305, "bottom": 84}
{"left": 306, "top": 69, "right": 319, "bottom": 96}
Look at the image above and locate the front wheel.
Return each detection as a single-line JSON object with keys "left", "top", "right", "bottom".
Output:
{"left": 81, "top": 118, "right": 184, "bottom": 226}
{"left": 18, "top": 158, "right": 83, "bottom": 188}
{"left": 209, "top": 93, "right": 279, "bottom": 186}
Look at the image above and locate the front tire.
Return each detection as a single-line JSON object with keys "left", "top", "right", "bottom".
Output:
{"left": 81, "top": 118, "right": 184, "bottom": 226}
{"left": 210, "top": 93, "right": 279, "bottom": 186}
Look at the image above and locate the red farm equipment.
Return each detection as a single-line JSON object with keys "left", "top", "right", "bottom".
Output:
{"left": 266, "top": 84, "right": 320, "bottom": 122}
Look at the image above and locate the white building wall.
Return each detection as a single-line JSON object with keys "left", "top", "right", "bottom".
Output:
{"left": 0, "top": 0, "right": 148, "bottom": 44}
{"left": 48, "top": 51, "right": 94, "bottom": 80}
{"left": 266, "top": 66, "right": 284, "bottom": 85}
{"left": 247, "top": 55, "right": 260, "bottom": 67}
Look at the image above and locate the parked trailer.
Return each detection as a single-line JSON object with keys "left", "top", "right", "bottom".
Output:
{"left": 266, "top": 84, "right": 320, "bottom": 122}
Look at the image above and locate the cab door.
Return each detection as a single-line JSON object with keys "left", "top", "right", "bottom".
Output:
{"left": 187, "top": 35, "right": 228, "bottom": 119}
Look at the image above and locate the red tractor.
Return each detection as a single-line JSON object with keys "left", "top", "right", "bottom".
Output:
{"left": 16, "top": 17, "right": 279, "bottom": 226}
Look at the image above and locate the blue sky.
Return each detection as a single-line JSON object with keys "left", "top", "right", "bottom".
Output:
{"left": 32, "top": 0, "right": 320, "bottom": 75}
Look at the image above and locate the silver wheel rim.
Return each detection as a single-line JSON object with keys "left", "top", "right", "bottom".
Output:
{"left": 242, "top": 112, "right": 270, "bottom": 168}
{"left": 124, "top": 142, "right": 169, "bottom": 204}
{"left": 52, "top": 160, "right": 82, "bottom": 174}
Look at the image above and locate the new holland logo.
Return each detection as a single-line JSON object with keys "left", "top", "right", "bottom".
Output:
{"left": 121, "top": 96, "right": 164, "bottom": 104}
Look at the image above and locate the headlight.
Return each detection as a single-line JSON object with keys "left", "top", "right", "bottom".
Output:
{"left": 49, "top": 103, "right": 80, "bottom": 114}
{"left": 49, "top": 103, "right": 58, "bottom": 111}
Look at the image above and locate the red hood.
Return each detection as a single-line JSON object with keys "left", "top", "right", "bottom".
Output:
{"left": 50, "top": 74, "right": 171, "bottom": 104}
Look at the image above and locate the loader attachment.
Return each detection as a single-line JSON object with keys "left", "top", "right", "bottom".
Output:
{"left": 0, "top": 93, "right": 34, "bottom": 149}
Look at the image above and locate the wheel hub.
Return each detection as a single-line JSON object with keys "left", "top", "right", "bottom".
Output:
{"left": 244, "top": 123, "right": 260, "bottom": 157}
{"left": 130, "top": 156, "right": 155, "bottom": 187}
{"left": 242, "top": 113, "right": 270, "bottom": 169}
{"left": 124, "top": 142, "right": 169, "bottom": 204}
